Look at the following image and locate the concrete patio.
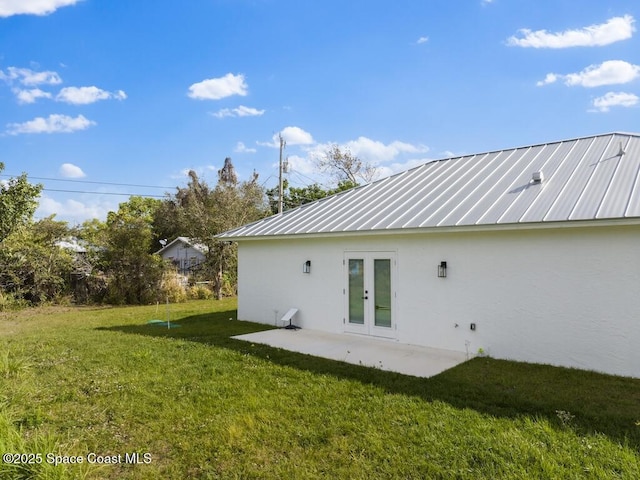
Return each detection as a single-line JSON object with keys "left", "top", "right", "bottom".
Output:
{"left": 232, "top": 328, "right": 470, "bottom": 378}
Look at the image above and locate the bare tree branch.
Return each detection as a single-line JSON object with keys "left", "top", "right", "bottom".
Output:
{"left": 315, "top": 145, "right": 378, "bottom": 185}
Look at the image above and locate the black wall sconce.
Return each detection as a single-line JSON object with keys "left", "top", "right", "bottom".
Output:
{"left": 438, "top": 261, "right": 447, "bottom": 278}
{"left": 303, "top": 260, "right": 311, "bottom": 274}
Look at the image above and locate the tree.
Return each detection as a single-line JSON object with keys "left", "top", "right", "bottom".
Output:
{"left": 266, "top": 179, "right": 356, "bottom": 215}
{"left": 218, "top": 157, "right": 238, "bottom": 185}
{"left": 0, "top": 216, "right": 74, "bottom": 305}
{"left": 315, "top": 144, "right": 378, "bottom": 185}
{"left": 169, "top": 160, "right": 268, "bottom": 299}
{"left": 73, "top": 218, "right": 108, "bottom": 268}
{"left": 102, "top": 197, "right": 165, "bottom": 304}
{"left": 0, "top": 162, "right": 42, "bottom": 242}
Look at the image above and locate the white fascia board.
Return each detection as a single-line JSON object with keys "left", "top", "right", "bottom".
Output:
{"left": 222, "top": 216, "right": 640, "bottom": 242}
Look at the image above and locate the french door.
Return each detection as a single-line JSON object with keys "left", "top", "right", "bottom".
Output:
{"left": 344, "top": 252, "right": 396, "bottom": 339}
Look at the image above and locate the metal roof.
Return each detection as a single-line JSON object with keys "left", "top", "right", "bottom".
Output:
{"left": 219, "top": 132, "right": 640, "bottom": 240}
{"left": 155, "top": 236, "right": 208, "bottom": 255}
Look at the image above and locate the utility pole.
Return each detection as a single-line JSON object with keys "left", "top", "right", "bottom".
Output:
{"left": 278, "top": 133, "right": 286, "bottom": 214}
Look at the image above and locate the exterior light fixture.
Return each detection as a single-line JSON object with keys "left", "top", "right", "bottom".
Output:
{"left": 438, "top": 261, "right": 447, "bottom": 278}
{"left": 303, "top": 260, "right": 311, "bottom": 274}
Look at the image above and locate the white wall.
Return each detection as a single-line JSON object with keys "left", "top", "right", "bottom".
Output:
{"left": 238, "top": 238, "right": 345, "bottom": 331}
{"left": 160, "top": 242, "right": 206, "bottom": 272}
{"left": 237, "top": 224, "right": 640, "bottom": 378}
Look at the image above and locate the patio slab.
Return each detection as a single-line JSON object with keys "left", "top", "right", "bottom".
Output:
{"left": 233, "top": 328, "right": 470, "bottom": 378}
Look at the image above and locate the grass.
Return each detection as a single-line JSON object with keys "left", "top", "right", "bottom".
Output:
{"left": 0, "top": 299, "right": 638, "bottom": 479}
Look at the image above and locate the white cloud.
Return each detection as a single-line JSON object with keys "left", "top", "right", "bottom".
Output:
{"left": 1, "top": 68, "right": 127, "bottom": 104}
{"left": 508, "top": 15, "right": 635, "bottom": 48}
{"left": 536, "top": 73, "right": 559, "bottom": 86}
{"left": 14, "top": 88, "right": 52, "bottom": 104}
{"left": 591, "top": 91, "right": 639, "bottom": 112}
{"left": 416, "top": 36, "right": 429, "bottom": 44}
{"left": 281, "top": 126, "right": 314, "bottom": 145}
{"left": 258, "top": 130, "right": 431, "bottom": 183}
{"left": 481, "top": 0, "right": 494, "bottom": 6}
{"left": 59, "top": 163, "right": 86, "bottom": 178}
{"left": 260, "top": 126, "right": 315, "bottom": 147}
{"left": 283, "top": 154, "right": 317, "bottom": 176}
{"left": 234, "top": 141, "right": 257, "bottom": 153}
{"left": 212, "top": 109, "right": 233, "bottom": 118}
{"left": 538, "top": 60, "right": 640, "bottom": 88}
{"left": 377, "top": 158, "right": 432, "bottom": 178}
{"left": 170, "top": 166, "right": 217, "bottom": 180}
{"left": 211, "top": 105, "right": 265, "bottom": 118}
{"left": 0, "top": 66, "right": 62, "bottom": 85}
{"left": 56, "top": 86, "right": 127, "bottom": 104}
{"left": 233, "top": 105, "right": 263, "bottom": 116}
{"left": 171, "top": 168, "right": 192, "bottom": 180}
{"left": 36, "top": 196, "right": 116, "bottom": 223}
{"left": 6, "top": 114, "right": 96, "bottom": 135}
{"left": 565, "top": 60, "right": 640, "bottom": 87}
{"left": 340, "top": 137, "right": 429, "bottom": 163}
{"left": 0, "top": 0, "right": 82, "bottom": 17}
{"left": 301, "top": 137, "right": 430, "bottom": 183}
{"left": 188, "top": 73, "right": 248, "bottom": 100}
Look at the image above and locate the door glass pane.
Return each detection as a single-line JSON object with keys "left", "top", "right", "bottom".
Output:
{"left": 374, "top": 259, "right": 391, "bottom": 328}
{"left": 348, "top": 259, "right": 364, "bottom": 324}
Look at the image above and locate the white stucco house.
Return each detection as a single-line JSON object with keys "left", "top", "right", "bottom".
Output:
{"left": 219, "top": 132, "right": 640, "bottom": 379}
{"left": 155, "top": 237, "right": 207, "bottom": 275}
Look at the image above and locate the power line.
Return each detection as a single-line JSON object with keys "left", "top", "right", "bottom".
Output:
{"left": 260, "top": 173, "right": 277, "bottom": 187}
{"left": 0, "top": 174, "right": 174, "bottom": 190}
{"left": 43, "top": 188, "right": 166, "bottom": 198}
{"left": 11, "top": 170, "right": 334, "bottom": 200}
{"left": 289, "top": 169, "right": 334, "bottom": 190}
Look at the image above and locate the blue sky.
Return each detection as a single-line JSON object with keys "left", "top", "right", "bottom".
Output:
{"left": 1, "top": 0, "right": 638, "bottom": 224}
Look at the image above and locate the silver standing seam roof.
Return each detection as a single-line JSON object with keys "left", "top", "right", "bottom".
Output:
{"left": 155, "top": 236, "right": 208, "bottom": 255}
{"left": 219, "top": 132, "right": 640, "bottom": 240}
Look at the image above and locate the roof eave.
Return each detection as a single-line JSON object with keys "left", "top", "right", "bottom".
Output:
{"left": 220, "top": 216, "right": 640, "bottom": 242}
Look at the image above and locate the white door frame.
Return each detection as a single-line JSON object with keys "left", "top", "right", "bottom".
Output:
{"left": 343, "top": 251, "right": 397, "bottom": 339}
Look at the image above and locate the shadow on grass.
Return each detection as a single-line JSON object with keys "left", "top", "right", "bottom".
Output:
{"left": 99, "top": 309, "right": 640, "bottom": 450}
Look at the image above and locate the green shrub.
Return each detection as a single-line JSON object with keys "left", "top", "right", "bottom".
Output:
{"left": 188, "top": 284, "right": 213, "bottom": 300}
{"left": 221, "top": 272, "right": 236, "bottom": 297}
{"left": 0, "top": 291, "right": 29, "bottom": 311}
{"left": 159, "top": 271, "right": 187, "bottom": 303}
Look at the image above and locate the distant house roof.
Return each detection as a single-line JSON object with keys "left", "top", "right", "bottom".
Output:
{"left": 219, "top": 132, "right": 640, "bottom": 240}
{"left": 155, "top": 237, "right": 208, "bottom": 255}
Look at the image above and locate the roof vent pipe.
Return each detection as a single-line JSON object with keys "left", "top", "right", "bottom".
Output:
{"left": 531, "top": 171, "right": 544, "bottom": 184}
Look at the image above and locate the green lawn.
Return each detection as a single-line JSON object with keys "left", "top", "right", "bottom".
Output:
{"left": 1, "top": 299, "right": 639, "bottom": 479}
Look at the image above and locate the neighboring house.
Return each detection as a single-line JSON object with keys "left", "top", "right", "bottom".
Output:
{"left": 219, "top": 132, "right": 640, "bottom": 379}
{"left": 156, "top": 237, "right": 207, "bottom": 275}
{"left": 56, "top": 237, "right": 104, "bottom": 302}
{"left": 56, "top": 237, "right": 92, "bottom": 276}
